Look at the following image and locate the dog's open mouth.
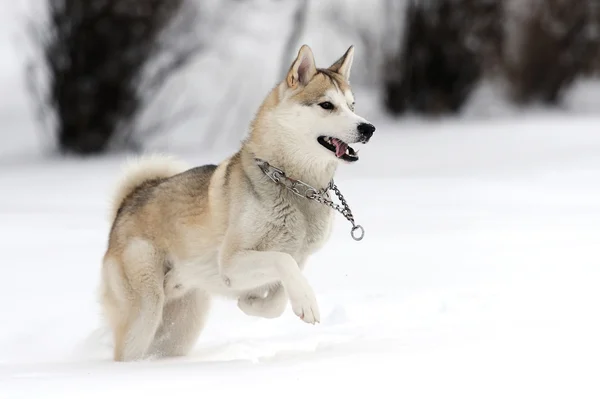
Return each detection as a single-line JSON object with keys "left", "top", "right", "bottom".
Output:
{"left": 317, "top": 136, "right": 359, "bottom": 162}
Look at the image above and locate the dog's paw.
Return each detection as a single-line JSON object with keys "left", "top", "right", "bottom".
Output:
{"left": 237, "top": 288, "right": 288, "bottom": 319}
{"left": 237, "top": 296, "right": 273, "bottom": 318}
{"left": 289, "top": 288, "right": 320, "bottom": 325}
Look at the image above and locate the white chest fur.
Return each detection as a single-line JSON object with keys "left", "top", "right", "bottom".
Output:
{"left": 302, "top": 204, "right": 334, "bottom": 253}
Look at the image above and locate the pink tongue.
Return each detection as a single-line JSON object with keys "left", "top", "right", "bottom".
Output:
{"left": 332, "top": 138, "right": 347, "bottom": 158}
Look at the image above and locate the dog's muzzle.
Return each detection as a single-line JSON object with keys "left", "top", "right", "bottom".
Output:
{"left": 357, "top": 123, "right": 375, "bottom": 143}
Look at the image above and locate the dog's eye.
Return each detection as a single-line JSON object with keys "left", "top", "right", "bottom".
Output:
{"left": 319, "top": 101, "right": 334, "bottom": 110}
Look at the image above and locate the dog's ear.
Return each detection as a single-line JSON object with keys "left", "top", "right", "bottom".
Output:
{"left": 286, "top": 45, "right": 317, "bottom": 88}
{"left": 328, "top": 45, "right": 355, "bottom": 81}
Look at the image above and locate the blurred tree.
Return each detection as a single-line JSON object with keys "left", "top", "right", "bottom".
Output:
{"left": 28, "top": 0, "right": 201, "bottom": 155}
{"left": 583, "top": 0, "right": 600, "bottom": 76}
{"left": 382, "top": 0, "right": 504, "bottom": 116}
{"left": 505, "top": 0, "right": 598, "bottom": 105}
{"left": 280, "top": 0, "right": 310, "bottom": 80}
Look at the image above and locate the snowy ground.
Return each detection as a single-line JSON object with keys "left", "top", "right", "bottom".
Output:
{"left": 1, "top": 113, "right": 599, "bottom": 398}
{"left": 0, "top": 1, "right": 598, "bottom": 397}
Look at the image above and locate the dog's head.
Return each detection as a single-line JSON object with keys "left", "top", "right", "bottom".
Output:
{"left": 261, "top": 45, "right": 375, "bottom": 164}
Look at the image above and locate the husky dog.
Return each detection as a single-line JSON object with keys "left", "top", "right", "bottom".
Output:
{"left": 99, "top": 44, "right": 376, "bottom": 361}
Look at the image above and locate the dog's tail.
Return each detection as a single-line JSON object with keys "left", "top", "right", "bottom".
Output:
{"left": 108, "top": 154, "right": 188, "bottom": 223}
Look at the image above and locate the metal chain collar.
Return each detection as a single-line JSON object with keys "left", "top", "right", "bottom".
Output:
{"left": 255, "top": 158, "right": 364, "bottom": 241}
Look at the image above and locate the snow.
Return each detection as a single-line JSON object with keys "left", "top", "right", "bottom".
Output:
{"left": 0, "top": 1, "right": 599, "bottom": 398}
{"left": 1, "top": 112, "right": 600, "bottom": 398}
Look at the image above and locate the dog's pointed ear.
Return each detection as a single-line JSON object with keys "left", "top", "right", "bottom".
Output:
{"left": 328, "top": 45, "right": 355, "bottom": 80}
{"left": 286, "top": 45, "right": 317, "bottom": 88}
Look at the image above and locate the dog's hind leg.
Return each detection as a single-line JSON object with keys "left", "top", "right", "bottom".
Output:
{"left": 148, "top": 289, "right": 211, "bottom": 358}
{"left": 108, "top": 239, "right": 165, "bottom": 362}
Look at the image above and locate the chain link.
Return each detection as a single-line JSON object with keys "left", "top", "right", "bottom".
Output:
{"left": 307, "top": 181, "right": 364, "bottom": 241}
{"left": 255, "top": 158, "right": 364, "bottom": 241}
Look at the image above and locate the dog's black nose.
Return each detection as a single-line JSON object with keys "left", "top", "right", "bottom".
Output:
{"left": 357, "top": 123, "right": 375, "bottom": 140}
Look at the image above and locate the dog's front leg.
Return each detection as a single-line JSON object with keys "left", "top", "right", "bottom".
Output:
{"left": 238, "top": 283, "right": 288, "bottom": 319}
{"left": 220, "top": 250, "right": 320, "bottom": 324}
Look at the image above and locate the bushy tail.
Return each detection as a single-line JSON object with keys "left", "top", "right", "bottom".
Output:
{"left": 108, "top": 154, "right": 188, "bottom": 222}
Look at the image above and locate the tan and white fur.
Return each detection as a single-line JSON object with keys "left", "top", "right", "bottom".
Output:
{"left": 99, "top": 44, "right": 375, "bottom": 362}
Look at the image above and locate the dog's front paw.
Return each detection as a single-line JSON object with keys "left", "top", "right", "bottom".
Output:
{"left": 238, "top": 287, "right": 288, "bottom": 319}
{"left": 238, "top": 296, "right": 276, "bottom": 318}
{"left": 288, "top": 287, "right": 320, "bottom": 324}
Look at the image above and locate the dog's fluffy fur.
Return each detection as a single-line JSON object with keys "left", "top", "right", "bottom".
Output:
{"left": 99, "top": 44, "right": 375, "bottom": 361}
